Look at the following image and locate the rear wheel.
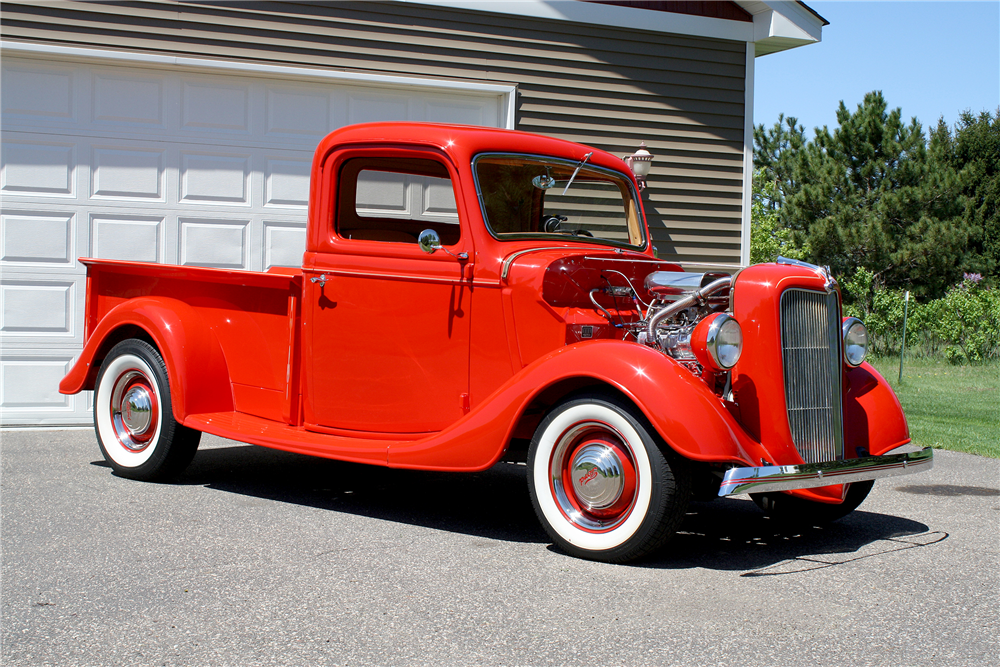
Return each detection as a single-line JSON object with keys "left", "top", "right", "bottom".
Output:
{"left": 751, "top": 480, "right": 874, "bottom": 526}
{"left": 94, "top": 339, "right": 200, "bottom": 481}
{"left": 527, "top": 393, "right": 690, "bottom": 563}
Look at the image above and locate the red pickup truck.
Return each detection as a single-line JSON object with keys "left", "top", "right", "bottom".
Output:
{"left": 60, "top": 122, "right": 932, "bottom": 562}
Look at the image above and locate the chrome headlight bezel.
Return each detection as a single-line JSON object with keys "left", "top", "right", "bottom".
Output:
{"left": 842, "top": 317, "right": 868, "bottom": 367}
{"left": 696, "top": 313, "right": 743, "bottom": 371}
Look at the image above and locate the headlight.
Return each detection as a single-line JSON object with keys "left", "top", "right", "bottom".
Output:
{"left": 842, "top": 317, "right": 868, "bottom": 367}
{"left": 692, "top": 313, "right": 743, "bottom": 371}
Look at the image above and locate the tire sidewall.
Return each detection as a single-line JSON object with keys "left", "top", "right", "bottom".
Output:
{"left": 95, "top": 341, "right": 172, "bottom": 477}
{"left": 528, "top": 397, "right": 663, "bottom": 557}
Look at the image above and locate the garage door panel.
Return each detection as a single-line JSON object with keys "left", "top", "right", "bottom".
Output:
{"left": 264, "top": 157, "right": 311, "bottom": 207}
{"left": 1, "top": 278, "right": 77, "bottom": 339}
{"left": 179, "top": 152, "right": 252, "bottom": 205}
{"left": 90, "top": 213, "right": 163, "bottom": 263}
{"left": 93, "top": 70, "right": 165, "bottom": 127}
{"left": 1, "top": 210, "right": 77, "bottom": 266}
{"left": 2, "top": 63, "right": 76, "bottom": 124}
{"left": 264, "top": 220, "right": 307, "bottom": 269}
{"left": 1, "top": 140, "right": 77, "bottom": 197}
{"left": 91, "top": 146, "right": 165, "bottom": 200}
{"left": 265, "top": 85, "right": 331, "bottom": 139}
{"left": 0, "top": 353, "right": 76, "bottom": 414}
{"left": 347, "top": 92, "right": 410, "bottom": 125}
{"left": 179, "top": 217, "right": 250, "bottom": 269}
{"left": 182, "top": 80, "right": 252, "bottom": 134}
{"left": 425, "top": 97, "right": 495, "bottom": 126}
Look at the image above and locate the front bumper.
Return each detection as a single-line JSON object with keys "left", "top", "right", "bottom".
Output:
{"left": 718, "top": 447, "right": 934, "bottom": 497}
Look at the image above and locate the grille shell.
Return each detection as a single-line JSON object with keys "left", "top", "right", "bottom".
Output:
{"left": 780, "top": 289, "right": 844, "bottom": 464}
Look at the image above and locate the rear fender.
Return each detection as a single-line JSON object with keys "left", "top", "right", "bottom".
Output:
{"left": 59, "top": 297, "right": 233, "bottom": 421}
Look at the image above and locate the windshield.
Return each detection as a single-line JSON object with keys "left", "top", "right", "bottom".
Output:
{"left": 474, "top": 154, "right": 646, "bottom": 248}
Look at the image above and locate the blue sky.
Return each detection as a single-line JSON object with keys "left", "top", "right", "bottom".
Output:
{"left": 754, "top": 1, "right": 1000, "bottom": 137}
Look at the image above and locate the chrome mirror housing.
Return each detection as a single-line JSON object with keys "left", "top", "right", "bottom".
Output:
{"left": 418, "top": 229, "right": 442, "bottom": 254}
{"left": 417, "top": 229, "right": 468, "bottom": 260}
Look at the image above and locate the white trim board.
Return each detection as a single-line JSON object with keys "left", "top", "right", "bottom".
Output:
{"left": 741, "top": 41, "right": 755, "bottom": 268}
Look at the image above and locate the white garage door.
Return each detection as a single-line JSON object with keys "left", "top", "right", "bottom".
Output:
{"left": 0, "top": 50, "right": 510, "bottom": 425}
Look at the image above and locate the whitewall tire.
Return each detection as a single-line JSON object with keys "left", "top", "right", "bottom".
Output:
{"left": 527, "top": 393, "right": 690, "bottom": 562}
{"left": 94, "top": 339, "right": 200, "bottom": 481}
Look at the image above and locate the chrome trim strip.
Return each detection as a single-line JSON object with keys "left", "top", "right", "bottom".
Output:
{"left": 583, "top": 257, "right": 742, "bottom": 270}
{"left": 718, "top": 448, "right": 934, "bottom": 497}
{"left": 777, "top": 256, "right": 837, "bottom": 292}
{"left": 501, "top": 246, "right": 576, "bottom": 281}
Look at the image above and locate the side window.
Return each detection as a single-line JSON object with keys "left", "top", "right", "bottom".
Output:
{"left": 338, "top": 157, "right": 460, "bottom": 245}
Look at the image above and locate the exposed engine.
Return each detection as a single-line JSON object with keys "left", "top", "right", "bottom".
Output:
{"left": 589, "top": 269, "right": 741, "bottom": 379}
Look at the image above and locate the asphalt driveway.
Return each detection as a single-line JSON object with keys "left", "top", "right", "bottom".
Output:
{"left": 2, "top": 429, "right": 997, "bottom": 666}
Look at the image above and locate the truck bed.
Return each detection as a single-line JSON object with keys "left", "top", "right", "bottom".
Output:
{"left": 81, "top": 259, "right": 304, "bottom": 424}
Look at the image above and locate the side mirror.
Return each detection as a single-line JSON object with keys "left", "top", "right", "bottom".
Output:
{"left": 418, "top": 229, "right": 442, "bottom": 254}
{"left": 417, "top": 229, "right": 468, "bottom": 260}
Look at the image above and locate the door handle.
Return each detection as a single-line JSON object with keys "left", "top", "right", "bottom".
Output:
{"left": 310, "top": 273, "right": 331, "bottom": 287}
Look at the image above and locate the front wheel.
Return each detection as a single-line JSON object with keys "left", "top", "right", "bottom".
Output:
{"left": 94, "top": 339, "right": 201, "bottom": 481}
{"left": 751, "top": 480, "right": 874, "bottom": 526}
{"left": 527, "top": 393, "right": 690, "bottom": 563}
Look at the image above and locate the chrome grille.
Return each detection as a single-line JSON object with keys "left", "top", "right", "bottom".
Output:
{"left": 780, "top": 289, "right": 844, "bottom": 463}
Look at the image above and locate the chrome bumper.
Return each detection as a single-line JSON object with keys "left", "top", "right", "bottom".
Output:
{"left": 718, "top": 447, "right": 934, "bottom": 497}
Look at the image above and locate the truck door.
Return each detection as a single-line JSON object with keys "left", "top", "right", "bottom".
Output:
{"left": 303, "top": 154, "right": 473, "bottom": 436}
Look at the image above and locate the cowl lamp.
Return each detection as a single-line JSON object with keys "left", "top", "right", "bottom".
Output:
{"left": 623, "top": 142, "right": 653, "bottom": 190}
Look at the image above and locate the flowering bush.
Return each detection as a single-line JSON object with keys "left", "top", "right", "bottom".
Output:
{"left": 842, "top": 269, "right": 999, "bottom": 363}
{"left": 927, "top": 277, "right": 1000, "bottom": 363}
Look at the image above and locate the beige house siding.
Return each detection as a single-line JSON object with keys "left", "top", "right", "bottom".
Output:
{"left": 1, "top": 0, "right": 746, "bottom": 267}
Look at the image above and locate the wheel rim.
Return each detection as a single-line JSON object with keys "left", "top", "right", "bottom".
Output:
{"left": 109, "top": 369, "right": 159, "bottom": 452}
{"left": 549, "top": 421, "right": 638, "bottom": 532}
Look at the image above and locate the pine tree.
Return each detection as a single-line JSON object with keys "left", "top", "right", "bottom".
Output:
{"left": 775, "top": 92, "right": 970, "bottom": 298}
{"left": 752, "top": 114, "right": 807, "bottom": 212}
{"left": 930, "top": 109, "right": 1000, "bottom": 277}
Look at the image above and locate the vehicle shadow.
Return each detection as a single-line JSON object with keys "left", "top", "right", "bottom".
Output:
{"left": 174, "top": 443, "right": 943, "bottom": 571}
{"left": 176, "top": 443, "right": 548, "bottom": 545}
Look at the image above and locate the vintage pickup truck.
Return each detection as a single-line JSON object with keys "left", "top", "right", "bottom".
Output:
{"left": 60, "top": 122, "right": 932, "bottom": 562}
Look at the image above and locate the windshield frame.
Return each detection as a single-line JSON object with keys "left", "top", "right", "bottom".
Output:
{"left": 472, "top": 152, "right": 648, "bottom": 251}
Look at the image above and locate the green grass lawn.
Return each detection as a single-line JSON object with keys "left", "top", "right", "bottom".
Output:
{"left": 869, "top": 357, "right": 999, "bottom": 458}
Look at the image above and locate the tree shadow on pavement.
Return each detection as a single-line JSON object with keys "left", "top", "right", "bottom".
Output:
{"left": 173, "top": 442, "right": 943, "bottom": 571}
{"left": 638, "top": 497, "right": 942, "bottom": 574}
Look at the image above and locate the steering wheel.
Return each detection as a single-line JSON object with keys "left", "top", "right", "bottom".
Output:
{"left": 543, "top": 215, "right": 567, "bottom": 233}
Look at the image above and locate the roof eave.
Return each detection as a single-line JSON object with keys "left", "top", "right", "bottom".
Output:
{"left": 735, "top": 1, "right": 827, "bottom": 56}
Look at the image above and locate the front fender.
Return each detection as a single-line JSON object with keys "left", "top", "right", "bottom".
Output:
{"left": 844, "top": 362, "right": 910, "bottom": 456}
{"left": 389, "top": 340, "right": 762, "bottom": 470}
{"left": 59, "top": 297, "right": 233, "bottom": 421}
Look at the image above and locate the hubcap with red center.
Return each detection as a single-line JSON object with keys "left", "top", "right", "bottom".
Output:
{"left": 550, "top": 421, "right": 638, "bottom": 531}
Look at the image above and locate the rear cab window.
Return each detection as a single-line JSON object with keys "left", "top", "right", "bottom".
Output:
{"left": 337, "top": 157, "right": 460, "bottom": 245}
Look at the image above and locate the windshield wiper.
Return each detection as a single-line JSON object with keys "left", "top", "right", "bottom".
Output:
{"left": 561, "top": 151, "right": 593, "bottom": 196}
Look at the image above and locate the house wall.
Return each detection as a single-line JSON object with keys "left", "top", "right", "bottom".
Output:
{"left": 1, "top": 0, "right": 747, "bottom": 268}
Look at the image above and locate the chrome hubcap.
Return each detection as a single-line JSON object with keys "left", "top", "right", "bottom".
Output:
{"left": 121, "top": 386, "right": 152, "bottom": 435}
{"left": 570, "top": 443, "right": 625, "bottom": 511}
{"left": 110, "top": 369, "right": 158, "bottom": 451}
